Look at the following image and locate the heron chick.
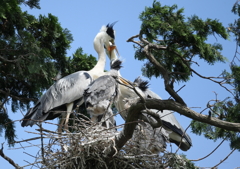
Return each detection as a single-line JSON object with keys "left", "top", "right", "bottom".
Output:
{"left": 84, "top": 59, "right": 123, "bottom": 128}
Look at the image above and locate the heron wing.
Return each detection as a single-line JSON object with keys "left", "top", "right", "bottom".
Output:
{"left": 21, "top": 71, "right": 92, "bottom": 127}
{"left": 84, "top": 75, "right": 117, "bottom": 107}
{"left": 144, "top": 89, "right": 192, "bottom": 150}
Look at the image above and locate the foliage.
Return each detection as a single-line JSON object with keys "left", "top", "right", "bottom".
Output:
{"left": 0, "top": 0, "right": 98, "bottom": 145}
{"left": 190, "top": 1, "right": 240, "bottom": 151}
{"left": 229, "top": 0, "right": 240, "bottom": 45}
{"left": 0, "top": 0, "right": 74, "bottom": 145}
{"left": 0, "top": 107, "right": 16, "bottom": 145}
{"left": 65, "top": 47, "right": 97, "bottom": 75}
{"left": 136, "top": 1, "right": 228, "bottom": 82}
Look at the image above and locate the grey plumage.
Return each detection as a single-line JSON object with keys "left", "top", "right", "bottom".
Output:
{"left": 21, "top": 72, "right": 92, "bottom": 127}
{"left": 21, "top": 23, "right": 117, "bottom": 131}
{"left": 84, "top": 59, "right": 122, "bottom": 128}
{"left": 131, "top": 122, "right": 168, "bottom": 154}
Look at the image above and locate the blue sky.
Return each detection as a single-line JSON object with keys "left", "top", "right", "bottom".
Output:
{"left": 0, "top": 0, "right": 239, "bottom": 168}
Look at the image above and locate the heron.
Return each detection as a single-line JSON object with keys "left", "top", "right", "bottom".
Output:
{"left": 21, "top": 23, "right": 117, "bottom": 132}
{"left": 106, "top": 45, "right": 192, "bottom": 151}
{"left": 84, "top": 59, "right": 123, "bottom": 129}
{"left": 127, "top": 77, "right": 168, "bottom": 154}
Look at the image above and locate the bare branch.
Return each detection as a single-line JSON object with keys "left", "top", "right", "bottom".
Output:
{"left": 133, "top": 98, "right": 240, "bottom": 132}
{"left": 127, "top": 32, "right": 187, "bottom": 106}
{"left": 0, "top": 89, "right": 37, "bottom": 102}
{"left": 171, "top": 50, "right": 235, "bottom": 96}
{"left": 211, "top": 148, "right": 236, "bottom": 169}
{"left": 126, "top": 34, "right": 140, "bottom": 42}
{"left": 140, "top": 109, "right": 162, "bottom": 128}
{"left": 106, "top": 100, "right": 144, "bottom": 156}
{"left": 190, "top": 137, "right": 227, "bottom": 162}
{"left": 0, "top": 143, "right": 23, "bottom": 169}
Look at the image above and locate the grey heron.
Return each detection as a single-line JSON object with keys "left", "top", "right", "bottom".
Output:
{"left": 21, "top": 23, "right": 117, "bottom": 132}
{"left": 84, "top": 59, "right": 123, "bottom": 129}
{"left": 106, "top": 45, "right": 192, "bottom": 151}
{"left": 129, "top": 77, "right": 168, "bottom": 154}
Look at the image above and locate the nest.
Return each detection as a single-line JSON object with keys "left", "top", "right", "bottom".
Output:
{"left": 15, "top": 113, "right": 195, "bottom": 169}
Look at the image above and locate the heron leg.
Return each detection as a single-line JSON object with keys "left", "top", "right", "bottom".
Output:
{"left": 64, "top": 102, "right": 74, "bottom": 131}
{"left": 57, "top": 102, "right": 73, "bottom": 133}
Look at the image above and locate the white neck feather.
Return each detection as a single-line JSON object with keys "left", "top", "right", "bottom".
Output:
{"left": 90, "top": 31, "right": 108, "bottom": 78}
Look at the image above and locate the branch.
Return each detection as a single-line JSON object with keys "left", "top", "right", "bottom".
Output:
{"left": 142, "top": 44, "right": 186, "bottom": 106}
{"left": 0, "top": 53, "right": 36, "bottom": 63}
{"left": 170, "top": 49, "right": 235, "bottom": 96}
{"left": 105, "top": 98, "right": 240, "bottom": 158}
{"left": 211, "top": 148, "right": 236, "bottom": 169}
{"left": 190, "top": 137, "right": 227, "bottom": 161}
{"left": 0, "top": 143, "right": 23, "bottom": 169}
{"left": 127, "top": 32, "right": 186, "bottom": 106}
{"left": 106, "top": 100, "right": 143, "bottom": 156}
{"left": 0, "top": 89, "right": 37, "bottom": 102}
{"left": 142, "top": 99, "right": 240, "bottom": 132}
{"left": 140, "top": 109, "right": 162, "bottom": 128}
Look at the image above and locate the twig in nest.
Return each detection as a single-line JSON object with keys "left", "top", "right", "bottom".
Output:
{"left": 111, "top": 139, "right": 118, "bottom": 157}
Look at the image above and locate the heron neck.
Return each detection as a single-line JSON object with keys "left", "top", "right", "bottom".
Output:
{"left": 92, "top": 32, "right": 107, "bottom": 72}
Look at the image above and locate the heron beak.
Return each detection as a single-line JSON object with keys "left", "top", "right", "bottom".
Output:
{"left": 119, "top": 77, "right": 132, "bottom": 86}
{"left": 108, "top": 45, "right": 120, "bottom": 58}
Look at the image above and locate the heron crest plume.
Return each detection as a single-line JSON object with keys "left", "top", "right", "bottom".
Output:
{"left": 106, "top": 21, "right": 118, "bottom": 39}
{"left": 110, "top": 59, "right": 122, "bottom": 71}
{"left": 134, "top": 77, "right": 150, "bottom": 92}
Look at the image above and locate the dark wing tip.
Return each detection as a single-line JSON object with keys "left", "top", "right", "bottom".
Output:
{"left": 134, "top": 76, "right": 150, "bottom": 91}
{"left": 162, "top": 120, "right": 192, "bottom": 151}
{"left": 106, "top": 21, "right": 118, "bottom": 39}
{"left": 111, "top": 59, "right": 122, "bottom": 70}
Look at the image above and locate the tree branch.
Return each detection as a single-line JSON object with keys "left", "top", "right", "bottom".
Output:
{"left": 127, "top": 33, "right": 187, "bottom": 106}
{"left": 0, "top": 89, "right": 37, "bottom": 102}
{"left": 0, "top": 143, "right": 23, "bottom": 169}
{"left": 143, "top": 99, "right": 240, "bottom": 132}
{"left": 106, "top": 98, "right": 240, "bottom": 157}
{"left": 142, "top": 44, "right": 186, "bottom": 106}
{"left": 106, "top": 100, "right": 143, "bottom": 156}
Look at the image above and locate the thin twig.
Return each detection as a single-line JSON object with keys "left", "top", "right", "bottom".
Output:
{"left": 190, "top": 137, "right": 227, "bottom": 162}
{"left": 211, "top": 148, "right": 236, "bottom": 169}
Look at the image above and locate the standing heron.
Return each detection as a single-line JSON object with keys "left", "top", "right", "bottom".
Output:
{"left": 84, "top": 59, "right": 123, "bottom": 129}
{"left": 106, "top": 45, "right": 192, "bottom": 151}
{"left": 21, "top": 23, "right": 117, "bottom": 132}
